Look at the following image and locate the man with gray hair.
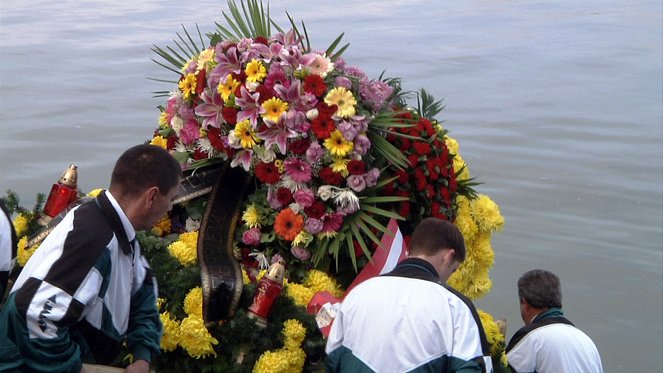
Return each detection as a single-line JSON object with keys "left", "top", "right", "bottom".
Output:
{"left": 506, "top": 269, "right": 603, "bottom": 372}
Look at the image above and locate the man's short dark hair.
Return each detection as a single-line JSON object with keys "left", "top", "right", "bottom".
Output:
{"left": 409, "top": 217, "right": 466, "bottom": 261}
{"left": 518, "top": 269, "right": 562, "bottom": 309}
{"left": 110, "top": 144, "right": 181, "bottom": 197}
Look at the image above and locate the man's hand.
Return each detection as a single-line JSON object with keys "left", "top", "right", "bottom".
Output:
{"left": 125, "top": 359, "right": 150, "bottom": 373}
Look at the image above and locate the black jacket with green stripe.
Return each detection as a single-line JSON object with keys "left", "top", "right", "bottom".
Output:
{"left": 0, "top": 191, "right": 161, "bottom": 372}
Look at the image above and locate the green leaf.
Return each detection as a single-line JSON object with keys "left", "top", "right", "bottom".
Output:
{"left": 357, "top": 212, "right": 394, "bottom": 238}
{"left": 350, "top": 222, "right": 373, "bottom": 266}
{"left": 360, "top": 195, "right": 409, "bottom": 204}
{"left": 344, "top": 231, "right": 358, "bottom": 272}
{"left": 360, "top": 204, "right": 405, "bottom": 220}
{"left": 367, "top": 132, "right": 410, "bottom": 169}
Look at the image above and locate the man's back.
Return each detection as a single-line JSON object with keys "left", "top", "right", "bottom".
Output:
{"left": 507, "top": 322, "right": 603, "bottom": 373}
{"left": 325, "top": 274, "right": 485, "bottom": 373}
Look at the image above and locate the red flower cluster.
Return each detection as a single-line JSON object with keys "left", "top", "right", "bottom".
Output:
{"left": 384, "top": 113, "right": 458, "bottom": 230}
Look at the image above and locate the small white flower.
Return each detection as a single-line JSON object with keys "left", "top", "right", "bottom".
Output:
{"left": 170, "top": 116, "right": 184, "bottom": 135}
{"left": 334, "top": 189, "right": 360, "bottom": 211}
{"left": 227, "top": 131, "right": 241, "bottom": 148}
{"left": 245, "top": 81, "right": 260, "bottom": 92}
{"left": 197, "top": 138, "right": 214, "bottom": 156}
{"left": 317, "top": 185, "right": 335, "bottom": 201}
{"left": 259, "top": 146, "right": 276, "bottom": 163}
{"left": 306, "top": 108, "right": 319, "bottom": 120}
{"left": 185, "top": 218, "right": 201, "bottom": 232}
{"left": 278, "top": 175, "right": 303, "bottom": 193}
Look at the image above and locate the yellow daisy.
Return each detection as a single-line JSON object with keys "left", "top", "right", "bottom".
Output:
{"left": 196, "top": 48, "right": 215, "bottom": 71}
{"left": 245, "top": 59, "right": 267, "bottom": 82}
{"left": 150, "top": 135, "right": 168, "bottom": 149}
{"left": 261, "top": 97, "right": 289, "bottom": 123}
{"left": 324, "top": 87, "right": 356, "bottom": 118}
{"left": 242, "top": 204, "right": 261, "bottom": 228}
{"left": 234, "top": 120, "right": 260, "bottom": 149}
{"left": 217, "top": 74, "right": 240, "bottom": 101}
{"left": 331, "top": 157, "right": 349, "bottom": 177}
{"left": 178, "top": 73, "right": 197, "bottom": 100}
{"left": 324, "top": 130, "right": 354, "bottom": 157}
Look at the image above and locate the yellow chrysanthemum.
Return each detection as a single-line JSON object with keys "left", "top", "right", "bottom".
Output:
{"left": 151, "top": 215, "right": 171, "bottom": 237}
{"left": 12, "top": 214, "right": 29, "bottom": 238}
{"left": 454, "top": 205, "right": 478, "bottom": 241}
{"left": 150, "top": 135, "right": 168, "bottom": 149}
{"left": 218, "top": 74, "right": 241, "bottom": 101}
{"left": 282, "top": 319, "right": 306, "bottom": 350}
{"left": 184, "top": 287, "right": 203, "bottom": 318}
{"left": 179, "top": 315, "right": 218, "bottom": 359}
{"left": 234, "top": 120, "right": 261, "bottom": 149}
{"left": 330, "top": 157, "right": 349, "bottom": 177}
{"left": 478, "top": 309, "right": 505, "bottom": 356}
{"left": 179, "top": 231, "right": 199, "bottom": 249}
{"left": 242, "top": 204, "right": 262, "bottom": 228}
{"left": 453, "top": 154, "right": 470, "bottom": 181}
{"left": 472, "top": 232, "right": 495, "bottom": 269}
{"left": 305, "top": 269, "right": 344, "bottom": 298}
{"left": 470, "top": 195, "right": 504, "bottom": 233}
{"left": 261, "top": 97, "right": 289, "bottom": 123}
{"left": 17, "top": 237, "right": 38, "bottom": 267}
{"left": 86, "top": 188, "right": 103, "bottom": 198}
{"left": 160, "top": 311, "right": 181, "bottom": 352}
{"left": 445, "top": 136, "right": 459, "bottom": 155}
{"left": 324, "top": 87, "right": 356, "bottom": 118}
{"left": 292, "top": 231, "right": 313, "bottom": 248}
{"left": 324, "top": 130, "right": 353, "bottom": 157}
{"left": 157, "top": 297, "right": 166, "bottom": 310}
{"left": 245, "top": 59, "right": 267, "bottom": 82}
{"left": 285, "top": 283, "right": 315, "bottom": 307}
{"left": 168, "top": 241, "right": 197, "bottom": 266}
{"left": 178, "top": 73, "right": 197, "bottom": 100}
{"left": 196, "top": 48, "right": 215, "bottom": 71}
{"left": 252, "top": 350, "right": 290, "bottom": 373}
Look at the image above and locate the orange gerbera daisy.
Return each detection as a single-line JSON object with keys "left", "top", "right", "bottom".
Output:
{"left": 274, "top": 208, "right": 304, "bottom": 241}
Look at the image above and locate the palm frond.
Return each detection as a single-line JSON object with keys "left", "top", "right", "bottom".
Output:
{"left": 417, "top": 88, "right": 445, "bottom": 119}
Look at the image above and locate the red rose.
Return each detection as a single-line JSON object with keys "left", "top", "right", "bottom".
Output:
{"left": 347, "top": 160, "right": 366, "bottom": 175}
{"left": 396, "top": 170, "right": 409, "bottom": 184}
{"left": 418, "top": 118, "right": 436, "bottom": 137}
{"left": 449, "top": 174, "right": 458, "bottom": 193}
{"left": 255, "top": 162, "right": 281, "bottom": 184}
{"left": 399, "top": 138, "right": 411, "bottom": 151}
{"left": 408, "top": 154, "right": 420, "bottom": 167}
{"left": 207, "top": 127, "right": 225, "bottom": 151}
{"left": 276, "top": 187, "right": 294, "bottom": 205}
{"left": 304, "top": 200, "right": 326, "bottom": 219}
{"left": 425, "top": 185, "right": 435, "bottom": 199}
{"left": 399, "top": 201, "right": 411, "bottom": 218}
{"left": 318, "top": 167, "right": 343, "bottom": 186}
{"left": 222, "top": 106, "right": 238, "bottom": 125}
{"left": 426, "top": 158, "right": 439, "bottom": 179}
{"left": 289, "top": 138, "right": 310, "bottom": 155}
{"left": 303, "top": 74, "right": 327, "bottom": 97}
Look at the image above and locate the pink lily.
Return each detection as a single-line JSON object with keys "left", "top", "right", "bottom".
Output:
{"left": 257, "top": 113, "right": 297, "bottom": 155}
{"left": 195, "top": 89, "right": 225, "bottom": 129}
{"left": 235, "top": 86, "right": 265, "bottom": 128}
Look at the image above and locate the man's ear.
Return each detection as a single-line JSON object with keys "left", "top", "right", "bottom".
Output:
{"left": 442, "top": 248, "right": 456, "bottom": 264}
{"left": 145, "top": 186, "right": 160, "bottom": 207}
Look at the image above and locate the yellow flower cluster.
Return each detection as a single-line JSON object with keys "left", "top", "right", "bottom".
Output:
{"left": 167, "top": 231, "right": 199, "bottom": 266}
{"left": 443, "top": 136, "right": 505, "bottom": 301}
{"left": 253, "top": 319, "right": 306, "bottom": 373}
{"left": 16, "top": 237, "right": 37, "bottom": 267}
{"left": 179, "top": 314, "right": 219, "bottom": 359}
{"left": 160, "top": 311, "right": 181, "bottom": 352}
{"left": 477, "top": 309, "right": 506, "bottom": 356}
{"left": 184, "top": 287, "right": 203, "bottom": 318}
{"left": 151, "top": 215, "right": 172, "bottom": 237}
{"left": 12, "top": 214, "right": 29, "bottom": 238}
{"left": 285, "top": 270, "right": 343, "bottom": 307}
{"left": 86, "top": 188, "right": 103, "bottom": 198}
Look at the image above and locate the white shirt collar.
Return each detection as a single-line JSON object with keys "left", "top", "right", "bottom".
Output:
{"left": 104, "top": 190, "right": 136, "bottom": 243}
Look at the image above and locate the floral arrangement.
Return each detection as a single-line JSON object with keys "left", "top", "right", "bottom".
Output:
{"left": 2, "top": 1, "right": 507, "bottom": 371}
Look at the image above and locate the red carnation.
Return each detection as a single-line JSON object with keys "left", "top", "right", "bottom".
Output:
{"left": 289, "top": 138, "right": 310, "bottom": 155}
{"left": 318, "top": 167, "right": 343, "bottom": 186}
{"left": 255, "top": 162, "right": 281, "bottom": 184}
{"left": 311, "top": 116, "right": 336, "bottom": 140}
{"left": 399, "top": 201, "right": 411, "bottom": 218}
{"left": 276, "top": 187, "right": 294, "bottom": 206}
{"left": 222, "top": 106, "right": 238, "bottom": 125}
{"left": 396, "top": 170, "right": 409, "bottom": 184}
{"left": 347, "top": 160, "right": 366, "bottom": 175}
{"left": 167, "top": 134, "right": 178, "bottom": 150}
{"left": 304, "top": 200, "right": 327, "bottom": 219}
{"left": 408, "top": 154, "right": 420, "bottom": 167}
{"left": 418, "top": 118, "right": 436, "bottom": 137}
{"left": 303, "top": 74, "right": 327, "bottom": 97}
{"left": 413, "top": 141, "right": 431, "bottom": 156}
{"left": 426, "top": 158, "right": 439, "bottom": 179}
{"left": 399, "top": 138, "right": 411, "bottom": 151}
{"left": 449, "top": 174, "right": 458, "bottom": 193}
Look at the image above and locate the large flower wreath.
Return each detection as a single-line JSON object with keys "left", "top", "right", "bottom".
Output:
{"left": 3, "top": 1, "right": 507, "bottom": 372}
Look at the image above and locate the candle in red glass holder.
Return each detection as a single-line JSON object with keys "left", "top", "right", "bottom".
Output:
{"left": 40, "top": 164, "right": 79, "bottom": 225}
{"left": 248, "top": 258, "right": 285, "bottom": 327}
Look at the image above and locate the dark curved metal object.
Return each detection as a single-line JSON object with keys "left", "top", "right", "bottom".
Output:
{"left": 197, "top": 162, "right": 254, "bottom": 321}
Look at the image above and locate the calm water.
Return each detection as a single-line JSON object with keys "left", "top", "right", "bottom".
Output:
{"left": 1, "top": 1, "right": 661, "bottom": 371}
